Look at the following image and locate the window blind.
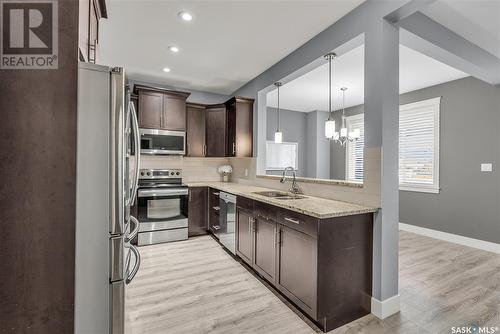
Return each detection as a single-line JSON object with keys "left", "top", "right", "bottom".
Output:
{"left": 266, "top": 141, "right": 298, "bottom": 171}
{"left": 346, "top": 114, "right": 364, "bottom": 183}
{"left": 344, "top": 97, "right": 440, "bottom": 192}
{"left": 399, "top": 97, "right": 440, "bottom": 192}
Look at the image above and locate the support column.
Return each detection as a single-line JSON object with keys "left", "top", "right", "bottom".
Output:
{"left": 364, "top": 17, "right": 400, "bottom": 319}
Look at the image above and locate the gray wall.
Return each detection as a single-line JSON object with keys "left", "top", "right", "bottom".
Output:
{"left": 400, "top": 77, "right": 500, "bottom": 244}
{"left": 306, "top": 111, "right": 331, "bottom": 179}
{"left": 328, "top": 76, "right": 500, "bottom": 244}
{"left": 266, "top": 107, "right": 307, "bottom": 176}
{"left": 266, "top": 108, "right": 331, "bottom": 178}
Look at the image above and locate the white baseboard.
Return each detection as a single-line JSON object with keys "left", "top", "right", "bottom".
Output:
{"left": 399, "top": 223, "right": 500, "bottom": 254}
{"left": 371, "top": 295, "right": 400, "bottom": 319}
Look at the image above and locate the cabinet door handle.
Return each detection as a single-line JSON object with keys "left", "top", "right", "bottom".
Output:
{"left": 232, "top": 142, "right": 236, "bottom": 155}
{"left": 212, "top": 206, "right": 220, "bottom": 211}
{"left": 284, "top": 217, "right": 300, "bottom": 225}
{"left": 203, "top": 144, "right": 207, "bottom": 156}
{"left": 189, "top": 190, "right": 192, "bottom": 202}
{"left": 213, "top": 192, "right": 220, "bottom": 196}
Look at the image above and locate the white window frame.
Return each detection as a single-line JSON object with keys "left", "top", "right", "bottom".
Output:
{"left": 399, "top": 97, "right": 441, "bottom": 194}
{"left": 265, "top": 140, "right": 299, "bottom": 171}
{"left": 345, "top": 114, "right": 364, "bottom": 183}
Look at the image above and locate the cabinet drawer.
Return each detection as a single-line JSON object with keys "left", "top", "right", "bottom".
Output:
{"left": 254, "top": 201, "right": 277, "bottom": 222}
{"left": 237, "top": 196, "right": 254, "bottom": 212}
{"left": 277, "top": 208, "right": 318, "bottom": 237}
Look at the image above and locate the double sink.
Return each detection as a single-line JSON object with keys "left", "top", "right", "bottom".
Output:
{"left": 252, "top": 191, "right": 306, "bottom": 200}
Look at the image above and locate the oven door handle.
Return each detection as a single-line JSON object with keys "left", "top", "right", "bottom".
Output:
{"left": 138, "top": 188, "right": 188, "bottom": 197}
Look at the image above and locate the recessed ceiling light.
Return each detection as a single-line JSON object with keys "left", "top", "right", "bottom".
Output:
{"left": 178, "top": 11, "right": 193, "bottom": 21}
{"left": 168, "top": 45, "right": 180, "bottom": 53}
{"left": 163, "top": 67, "right": 171, "bottom": 73}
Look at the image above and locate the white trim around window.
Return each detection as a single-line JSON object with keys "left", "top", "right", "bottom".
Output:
{"left": 399, "top": 97, "right": 441, "bottom": 194}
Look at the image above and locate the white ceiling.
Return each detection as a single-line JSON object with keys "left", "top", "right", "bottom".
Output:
{"left": 266, "top": 44, "right": 468, "bottom": 112}
{"left": 421, "top": 0, "right": 500, "bottom": 59}
{"left": 99, "top": 0, "right": 365, "bottom": 95}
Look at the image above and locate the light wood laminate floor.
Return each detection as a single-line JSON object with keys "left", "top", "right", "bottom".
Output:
{"left": 126, "top": 231, "right": 500, "bottom": 334}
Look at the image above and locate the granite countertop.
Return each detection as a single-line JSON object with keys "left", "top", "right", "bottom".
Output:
{"left": 185, "top": 181, "right": 378, "bottom": 219}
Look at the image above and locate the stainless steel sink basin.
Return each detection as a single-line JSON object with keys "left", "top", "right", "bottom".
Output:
{"left": 252, "top": 191, "right": 306, "bottom": 200}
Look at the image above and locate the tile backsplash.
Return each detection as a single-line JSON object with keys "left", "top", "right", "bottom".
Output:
{"left": 140, "top": 156, "right": 229, "bottom": 182}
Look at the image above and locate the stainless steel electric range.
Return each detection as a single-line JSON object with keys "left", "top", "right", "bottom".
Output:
{"left": 136, "top": 169, "right": 188, "bottom": 246}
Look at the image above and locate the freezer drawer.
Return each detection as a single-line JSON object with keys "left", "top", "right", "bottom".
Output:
{"left": 137, "top": 228, "right": 188, "bottom": 246}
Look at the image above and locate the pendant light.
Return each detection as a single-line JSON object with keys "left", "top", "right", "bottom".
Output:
{"left": 324, "top": 53, "right": 337, "bottom": 139}
{"left": 274, "top": 82, "right": 283, "bottom": 143}
{"left": 335, "top": 87, "right": 360, "bottom": 147}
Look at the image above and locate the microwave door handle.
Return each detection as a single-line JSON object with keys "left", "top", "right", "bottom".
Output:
{"left": 126, "top": 244, "right": 141, "bottom": 284}
{"left": 127, "top": 102, "right": 141, "bottom": 206}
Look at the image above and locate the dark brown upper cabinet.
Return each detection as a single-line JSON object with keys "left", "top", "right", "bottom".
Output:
{"left": 205, "top": 104, "right": 227, "bottom": 157}
{"left": 186, "top": 103, "right": 206, "bottom": 157}
{"left": 225, "top": 97, "right": 254, "bottom": 157}
{"left": 138, "top": 91, "right": 163, "bottom": 129}
{"left": 134, "top": 85, "right": 190, "bottom": 131}
{"left": 79, "top": 0, "right": 107, "bottom": 63}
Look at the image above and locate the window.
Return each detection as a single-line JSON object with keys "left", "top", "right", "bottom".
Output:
{"left": 345, "top": 114, "right": 364, "bottom": 183}
{"left": 399, "top": 97, "right": 440, "bottom": 193}
{"left": 344, "top": 97, "right": 440, "bottom": 193}
{"left": 266, "top": 141, "right": 298, "bottom": 171}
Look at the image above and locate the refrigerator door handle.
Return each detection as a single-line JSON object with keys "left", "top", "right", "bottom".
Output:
{"left": 126, "top": 244, "right": 141, "bottom": 284}
{"left": 125, "top": 215, "right": 140, "bottom": 242}
{"left": 127, "top": 101, "right": 141, "bottom": 207}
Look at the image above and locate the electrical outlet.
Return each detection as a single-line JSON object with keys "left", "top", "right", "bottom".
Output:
{"left": 244, "top": 169, "right": 249, "bottom": 177}
{"left": 481, "top": 163, "right": 493, "bottom": 172}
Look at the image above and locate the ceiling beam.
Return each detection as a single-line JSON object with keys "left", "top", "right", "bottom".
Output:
{"left": 399, "top": 12, "right": 500, "bottom": 85}
{"left": 384, "top": 0, "right": 437, "bottom": 23}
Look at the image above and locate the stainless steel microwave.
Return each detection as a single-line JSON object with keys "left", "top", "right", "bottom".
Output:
{"left": 139, "top": 128, "right": 185, "bottom": 155}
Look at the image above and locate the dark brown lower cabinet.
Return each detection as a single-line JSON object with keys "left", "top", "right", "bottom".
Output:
{"left": 233, "top": 196, "right": 373, "bottom": 333}
{"left": 277, "top": 224, "right": 317, "bottom": 317}
{"left": 188, "top": 187, "right": 208, "bottom": 237}
{"left": 253, "top": 217, "right": 277, "bottom": 283}
{"left": 236, "top": 209, "right": 253, "bottom": 265}
{"left": 208, "top": 188, "right": 221, "bottom": 235}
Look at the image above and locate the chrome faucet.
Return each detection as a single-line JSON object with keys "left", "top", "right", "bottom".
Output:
{"left": 280, "top": 167, "right": 302, "bottom": 194}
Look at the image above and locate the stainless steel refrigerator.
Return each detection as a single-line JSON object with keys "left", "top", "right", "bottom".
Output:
{"left": 75, "top": 62, "right": 141, "bottom": 334}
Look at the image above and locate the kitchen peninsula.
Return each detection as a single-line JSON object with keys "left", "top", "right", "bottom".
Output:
{"left": 186, "top": 181, "right": 378, "bottom": 332}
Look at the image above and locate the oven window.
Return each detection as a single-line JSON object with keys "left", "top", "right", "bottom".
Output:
{"left": 141, "top": 133, "right": 184, "bottom": 151}
{"left": 138, "top": 195, "right": 188, "bottom": 222}
{"left": 147, "top": 198, "right": 180, "bottom": 219}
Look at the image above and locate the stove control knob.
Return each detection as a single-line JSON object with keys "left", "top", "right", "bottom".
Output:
{"left": 170, "top": 172, "right": 175, "bottom": 176}
{"left": 146, "top": 172, "right": 151, "bottom": 176}
{"left": 140, "top": 171, "right": 145, "bottom": 176}
{"left": 176, "top": 172, "right": 180, "bottom": 176}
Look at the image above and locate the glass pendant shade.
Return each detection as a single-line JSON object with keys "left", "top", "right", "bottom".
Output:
{"left": 340, "top": 127, "right": 348, "bottom": 138}
{"left": 274, "top": 131, "right": 283, "bottom": 143}
{"left": 325, "top": 120, "right": 336, "bottom": 138}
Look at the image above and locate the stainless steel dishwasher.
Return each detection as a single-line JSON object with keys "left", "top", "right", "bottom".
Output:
{"left": 219, "top": 192, "right": 236, "bottom": 254}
